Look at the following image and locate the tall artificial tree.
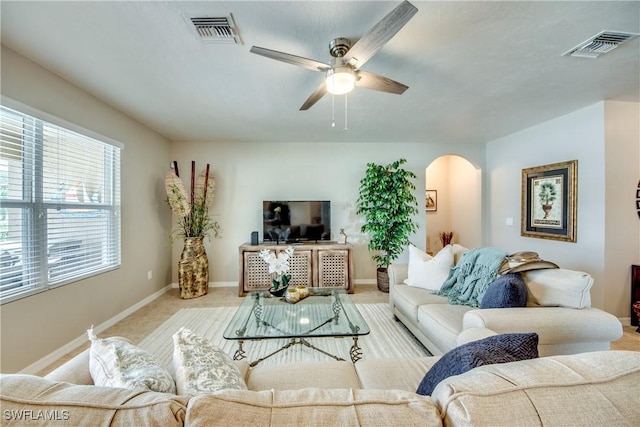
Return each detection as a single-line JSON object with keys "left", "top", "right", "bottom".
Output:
{"left": 356, "top": 158, "right": 419, "bottom": 291}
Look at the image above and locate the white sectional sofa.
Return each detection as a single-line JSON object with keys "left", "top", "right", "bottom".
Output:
{"left": 1, "top": 347, "right": 639, "bottom": 426}
{"left": 388, "top": 245, "right": 624, "bottom": 356}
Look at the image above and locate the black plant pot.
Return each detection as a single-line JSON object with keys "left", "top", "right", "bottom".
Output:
{"left": 269, "top": 285, "right": 288, "bottom": 297}
{"left": 377, "top": 267, "right": 389, "bottom": 293}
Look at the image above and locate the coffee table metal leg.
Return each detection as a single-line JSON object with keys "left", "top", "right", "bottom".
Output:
{"left": 233, "top": 340, "right": 246, "bottom": 361}
{"left": 299, "top": 338, "right": 344, "bottom": 362}
{"left": 246, "top": 338, "right": 354, "bottom": 367}
{"left": 350, "top": 337, "right": 363, "bottom": 363}
{"left": 249, "top": 338, "right": 298, "bottom": 367}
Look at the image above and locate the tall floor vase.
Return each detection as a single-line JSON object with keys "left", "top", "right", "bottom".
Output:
{"left": 178, "top": 237, "right": 209, "bottom": 299}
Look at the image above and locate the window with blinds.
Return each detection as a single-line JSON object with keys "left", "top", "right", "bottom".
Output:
{"left": 0, "top": 104, "right": 121, "bottom": 303}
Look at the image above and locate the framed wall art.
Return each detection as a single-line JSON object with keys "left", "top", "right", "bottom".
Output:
{"left": 426, "top": 190, "right": 437, "bottom": 212}
{"left": 521, "top": 160, "right": 577, "bottom": 242}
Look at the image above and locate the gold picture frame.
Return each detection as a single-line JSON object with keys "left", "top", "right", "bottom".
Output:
{"left": 521, "top": 160, "right": 577, "bottom": 242}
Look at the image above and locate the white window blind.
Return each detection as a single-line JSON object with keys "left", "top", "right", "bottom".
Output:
{"left": 0, "top": 104, "right": 121, "bottom": 303}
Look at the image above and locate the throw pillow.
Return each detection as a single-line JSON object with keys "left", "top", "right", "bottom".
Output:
{"left": 87, "top": 327, "right": 176, "bottom": 394}
{"left": 172, "top": 327, "right": 247, "bottom": 397}
{"left": 404, "top": 244, "right": 454, "bottom": 291}
{"left": 480, "top": 273, "right": 528, "bottom": 308}
{"left": 416, "top": 332, "right": 539, "bottom": 396}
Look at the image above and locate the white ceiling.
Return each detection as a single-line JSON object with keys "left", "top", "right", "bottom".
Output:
{"left": 1, "top": 1, "right": 639, "bottom": 144}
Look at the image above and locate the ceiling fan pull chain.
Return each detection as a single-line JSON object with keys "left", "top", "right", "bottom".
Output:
{"left": 344, "top": 94, "right": 348, "bottom": 131}
{"left": 331, "top": 93, "right": 336, "bottom": 128}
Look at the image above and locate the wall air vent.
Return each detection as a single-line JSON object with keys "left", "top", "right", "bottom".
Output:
{"left": 563, "top": 30, "right": 639, "bottom": 58}
{"left": 189, "top": 15, "right": 241, "bottom": 44}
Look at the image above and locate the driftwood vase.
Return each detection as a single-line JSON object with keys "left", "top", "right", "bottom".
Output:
{"left": 178, "top": 237, "right": 209, "bottom": 299}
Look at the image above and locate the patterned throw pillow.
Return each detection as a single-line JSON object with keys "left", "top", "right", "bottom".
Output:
{"left": 87, "top": 328, "right": 176, "bottom": 394}
{"left": 480, "top": 273, "right": 528, "bottom": 308}
{"left": 172, "top": 327, "right": 247, "bottom": 397}
{"left": 416, "top": 333, "right": 539, "bottom": 396}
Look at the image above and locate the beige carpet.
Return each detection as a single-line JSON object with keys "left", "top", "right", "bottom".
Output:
{"left": 138, "top": 303, "right": 429, "bottom": 367}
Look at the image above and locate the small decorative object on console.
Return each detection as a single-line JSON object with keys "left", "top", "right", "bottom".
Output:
{"left": 259, "top": 245, "right": 295, "bottom": 297}
{"left": 338, "top": 229, "right": 348, "bottom": 244}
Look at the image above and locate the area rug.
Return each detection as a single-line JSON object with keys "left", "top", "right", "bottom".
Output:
{"left": 138, "top": 303, "right": 429, "bottom": 367}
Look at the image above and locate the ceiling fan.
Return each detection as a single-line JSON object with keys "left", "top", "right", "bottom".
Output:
{"left": 250, "top": 1, "right": 418, "bottom": 110}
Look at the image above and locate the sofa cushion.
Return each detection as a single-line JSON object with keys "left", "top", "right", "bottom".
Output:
{"left": 404, "top": 244, "right": 454, "bottom": 291}
{"left": 355, "top": 357, "right": 440, "bottom": 392}
{"left": 522, "top": 268, "right": 592, "bottom": 308}
{"left": 392, "top": 284, "right": 449, "bottom": 322}
{"left": 172, "top": 327, "right": 247, "bottom": 397}
{"left": 87, "top": 328, "right": 175, "bottom": 394}
{"left": 247, "top": 361, "right": 361, "bottom": 390}
{"left": 0, "top": 374, "right": 188, "bottom": 427}
{"left": 417, "top": 303, "right": 472, "bottom": 354}
{"left": 480, "top": 273, "right": 527, "bottom": 308}
{"left": 185, "top": 388, "right": 442, "bottom": 427}
{"left": 430, "top": 350, "right": 640, "bottom": 426}
{"left": 416, "top": 333, "right": 539, "bottom": 396}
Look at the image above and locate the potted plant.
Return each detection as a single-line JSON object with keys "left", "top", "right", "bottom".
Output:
{"left": 356, "top": 158, "right": 419, "bottom": 292}
{"left": 259, "top": 245, "right": 294, "bottom": 297}
{"left": 165, "top": 161, "right": 221, "bottom": 299}
{"left": 538, "top": 182, "right": 557, "bottom": 219}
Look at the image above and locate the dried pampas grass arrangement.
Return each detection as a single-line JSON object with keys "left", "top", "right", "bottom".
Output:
{"left": 439, "top": 231, "right": 454, "bottom": 247}
{"left": 166, "top": 161, "right": 221, "bottom": 241}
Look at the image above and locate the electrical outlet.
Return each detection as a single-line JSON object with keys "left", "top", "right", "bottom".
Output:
{"left": 147, "top": 270, "right": 153, "bottom": 280}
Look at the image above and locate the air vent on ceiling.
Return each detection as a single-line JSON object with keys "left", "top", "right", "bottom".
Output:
{"left": 563, "top": 30, "right": 639, "bottom": 58}
{"left": 189, "top": 15, "right": 240, "bottom": 44}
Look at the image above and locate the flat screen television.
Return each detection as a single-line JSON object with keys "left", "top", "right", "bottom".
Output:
{"left": 262, "top": 200, "right": 331, "bottom": 243}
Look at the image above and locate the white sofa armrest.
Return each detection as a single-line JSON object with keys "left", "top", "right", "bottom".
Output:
{"left": 463, "top": 307, "right": 623, "bottom": 346}
{"left": 44, "top": 348, "right": 93, "bottom": 385}
{"left": 456, "top": 327, "right": 499, "bottom": 347}
{"left": 388, "top": 263, "right": 408, "bottom": 289}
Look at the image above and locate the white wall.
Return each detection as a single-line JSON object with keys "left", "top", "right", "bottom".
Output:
{"left": 449, "top": 156, "right": 482, "bottom": 249}
{"left": 169, "top": 142, "right": 486, "bottom": 284}
{"left": 425, "top": 155, "right": 482, "bottom": 252}
{"left": 604, "top": 101, "right": 640, "bottom": 318}
{"left": 0, "top": 46, "right": 173, "bottom": 373}
{"left": 425, "top": 156, "right": 451, "bottom": 252}
{"left": 486, "top": 101, "right": 640, "bottom": 317}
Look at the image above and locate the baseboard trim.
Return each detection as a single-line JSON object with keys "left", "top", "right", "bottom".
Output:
{"left": 171, "top": 281, "right": 375, "bottom": 288}
{"left": 19, "top": 284, "right": 173, "bottom": 375}
{"left": 355, "top": 279, "right": 377, "bottom": 285}
{"left": 170, "top": 281, "right": 238, "bottom": 288}
{"left": 619, "top": 317, "right": 631, "bottom": 327}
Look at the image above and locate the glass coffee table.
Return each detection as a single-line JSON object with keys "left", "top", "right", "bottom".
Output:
{"left": 223, "top": 288, "right": 369, "bottom": 366}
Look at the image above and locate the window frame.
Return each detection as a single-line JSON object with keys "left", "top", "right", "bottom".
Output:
{"left": 0, "top": 97, "right": 123, "bottom": 304}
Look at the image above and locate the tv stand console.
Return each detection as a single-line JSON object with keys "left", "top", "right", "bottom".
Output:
{"left": 238, "top": 242, "right": 354, "bottom": 296}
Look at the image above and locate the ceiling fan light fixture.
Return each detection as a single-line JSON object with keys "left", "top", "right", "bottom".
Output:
{"left": 325, "top": 67, "right": 356, "bottom": 95}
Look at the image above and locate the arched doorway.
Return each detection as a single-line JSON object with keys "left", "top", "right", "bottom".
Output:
{"left": 425, "top": 155, "right": 481, "bottom": 254}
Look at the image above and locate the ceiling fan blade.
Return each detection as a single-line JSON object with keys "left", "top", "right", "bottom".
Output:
{"left": 344, "top": 1, "right": 418, "bottom": 69}
{"left": 250, "top": 46, "right": 330, "bottom": 72}
{"left": 300, "top": 82, "right": 327, "bottom": 110}
{"left": 355, "top": 70, "right": 408, "bottom": 95}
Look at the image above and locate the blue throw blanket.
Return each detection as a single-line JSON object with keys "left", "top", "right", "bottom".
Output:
{"left": 438, "top": 247, "right": 508, "bottom": 307}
